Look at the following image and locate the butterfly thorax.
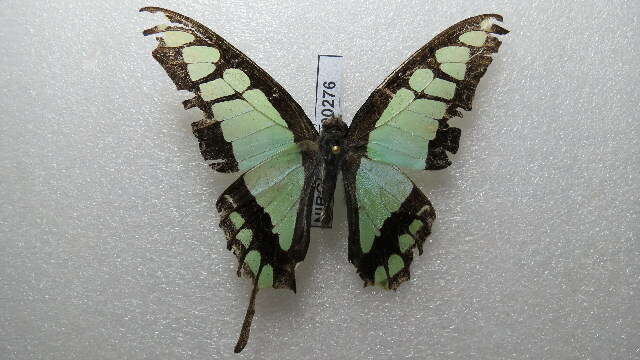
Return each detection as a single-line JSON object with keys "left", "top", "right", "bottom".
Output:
{"left": 315, "top": 116, "right": 349, "bottom": 226}
{"left": 319, "top": 115, "right": 349, "bottom": 159}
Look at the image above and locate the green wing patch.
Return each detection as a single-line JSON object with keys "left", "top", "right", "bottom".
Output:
{"left": 347, "top": 14, "right": 508, "bottom": 170}
{"left": 141, "top": 7, "right": 317, "bottom": 173}
{"left": 343, "top": 155, "right": 436, "bottom": 289}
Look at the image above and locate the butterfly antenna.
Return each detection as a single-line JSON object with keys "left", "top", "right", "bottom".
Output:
{"left": 234, "top": 280, "right": 259, "bottom": 353}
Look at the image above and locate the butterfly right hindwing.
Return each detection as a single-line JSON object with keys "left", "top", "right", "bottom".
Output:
{"left": 342, "top": 155, "right": 436, "bottom": 289}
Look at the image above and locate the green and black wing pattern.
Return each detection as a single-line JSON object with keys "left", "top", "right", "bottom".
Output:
{"left": 344, "top": 15, "right": 508, "bottom": 288}
{"left": 141, "top": 7, "right": 319, "bottom": 352}
{"left": 143, "top": 7, "right": 508, "bottom": 352}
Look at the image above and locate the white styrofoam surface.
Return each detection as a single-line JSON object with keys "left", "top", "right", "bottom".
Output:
{"left": 1, "top": 1, "right": 638, "bottom": 359}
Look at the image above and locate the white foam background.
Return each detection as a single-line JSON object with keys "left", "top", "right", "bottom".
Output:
{"left": 1, "top": 1, "right": 639, "bottom": 359}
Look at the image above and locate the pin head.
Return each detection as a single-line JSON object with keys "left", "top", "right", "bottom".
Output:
{"left": 331, "top": 145, "right": 341, "bottom": 154}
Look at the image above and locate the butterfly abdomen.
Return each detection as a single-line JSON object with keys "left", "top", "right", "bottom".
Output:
{"left": 313, "top": 116, "right": 349, "bottom": 227}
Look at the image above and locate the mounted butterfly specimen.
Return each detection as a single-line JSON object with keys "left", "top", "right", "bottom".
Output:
{"left": 141, "top": 7, "right": 508, "bottom": 353}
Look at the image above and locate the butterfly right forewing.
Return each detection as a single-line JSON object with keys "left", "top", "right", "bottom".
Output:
{"left": 347, "top": 14, "right": 508, "bottom": 170}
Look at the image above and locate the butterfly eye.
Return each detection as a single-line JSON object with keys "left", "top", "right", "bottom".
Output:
{"left": 331, "top": 145, "right": 341, "bottom": 154}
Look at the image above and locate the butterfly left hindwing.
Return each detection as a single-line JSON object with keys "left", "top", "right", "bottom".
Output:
{"left": 217, "top": 144, "right": 315, "bottom": 288}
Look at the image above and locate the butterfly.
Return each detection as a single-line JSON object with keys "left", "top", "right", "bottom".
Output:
{"left": 141, "top": 7, "right": 508, "bottom": 352}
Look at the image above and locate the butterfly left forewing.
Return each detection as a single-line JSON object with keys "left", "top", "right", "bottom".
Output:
{"left": 141, "top": 7, "right": 318, "bottom": 173}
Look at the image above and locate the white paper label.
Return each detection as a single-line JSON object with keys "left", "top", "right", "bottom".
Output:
{"left": 311, "top": 55, "right": 344, "bottom": 228}
{"left": 313, "top": 55, "right": 345, "bottom": 130}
